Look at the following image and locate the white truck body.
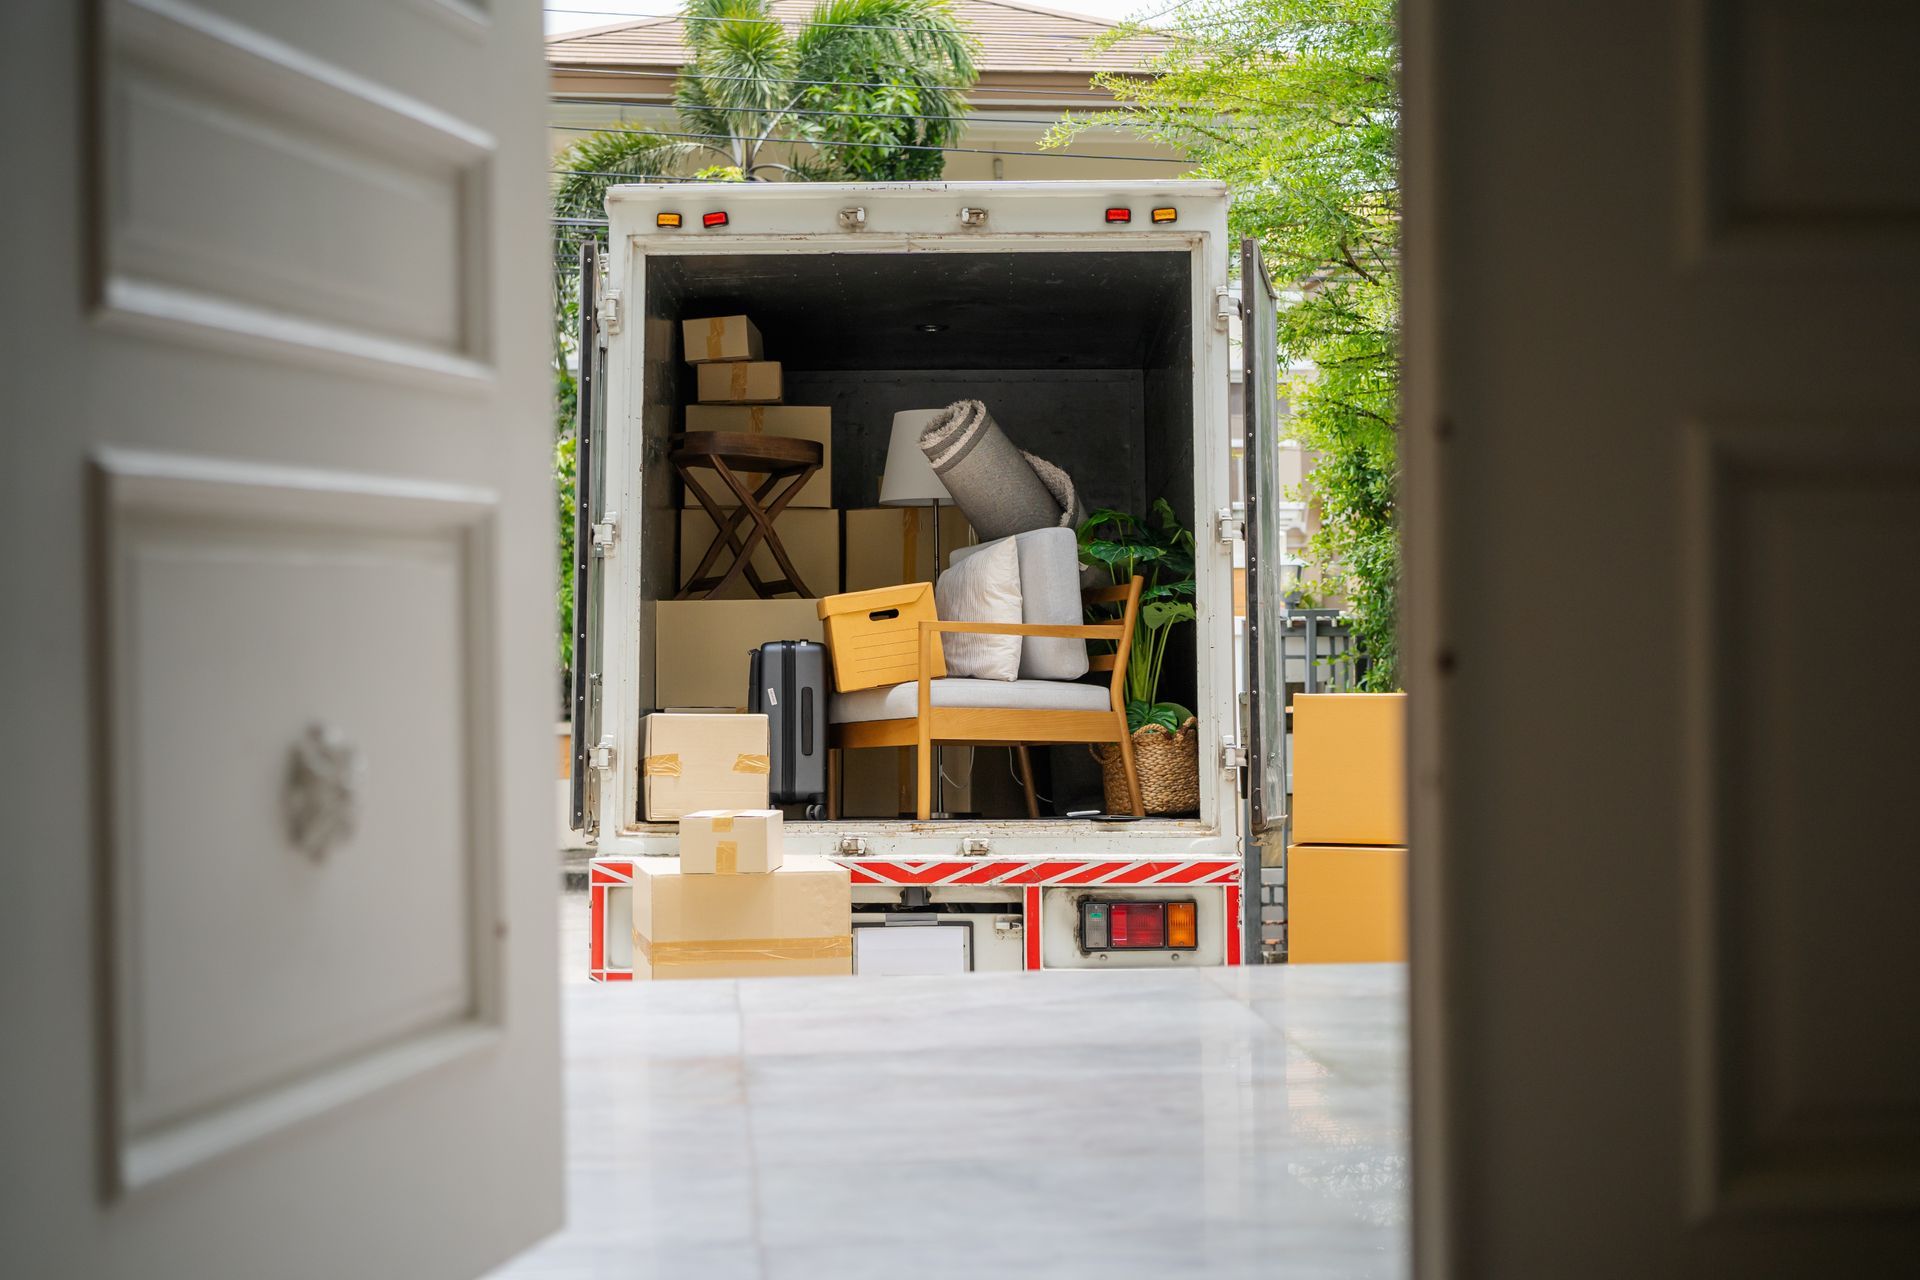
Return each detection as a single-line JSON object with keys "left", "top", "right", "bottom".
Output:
{"left": 575, "top": 181, "right": 1287, "bottom": 975}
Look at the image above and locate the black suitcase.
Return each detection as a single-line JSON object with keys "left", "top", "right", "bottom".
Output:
{"left": 748, "top": 640, "right": 830, "bottom": 816}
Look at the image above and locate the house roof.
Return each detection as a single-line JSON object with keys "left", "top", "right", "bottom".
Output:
{"left": 546, "top": 0, "right": 1174, "bottom": 77}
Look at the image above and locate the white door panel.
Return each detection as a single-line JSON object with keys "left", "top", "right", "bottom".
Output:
{"left": 1, "top": 0, "right": 557, "bottom": 1275}
{"left": 1405, "top": 0, "right": 1920, "bottom": 1274}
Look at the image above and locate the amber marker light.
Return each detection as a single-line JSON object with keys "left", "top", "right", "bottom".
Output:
{"left": 656, "top": 212, "right": 682, "bottom": 228}
{"left": 1151, "top": 207, "right": 1178, "bottom": 224}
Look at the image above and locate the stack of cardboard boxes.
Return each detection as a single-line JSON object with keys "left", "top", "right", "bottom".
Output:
{"left": 658, "top": 314, "right": 836, "bottom": 712}
{"left": 656, "top": 313, "right": 979, "bottom": 818}
{"left": 1286, "top": 693, "right": 1408, "bottom": 963}
{"left": 634, "top": 710, "right": 852, "bottom": 979}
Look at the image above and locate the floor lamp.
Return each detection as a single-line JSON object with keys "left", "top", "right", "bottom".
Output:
{"left": 879, "top": 409, "right": 959, "bottom": 818}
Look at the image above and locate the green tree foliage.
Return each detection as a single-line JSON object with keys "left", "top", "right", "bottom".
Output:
{"left": 1051, "top": 0, "right": 1401, "bottom": 688}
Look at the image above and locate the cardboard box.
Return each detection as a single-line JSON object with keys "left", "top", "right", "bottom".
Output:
{"left": 655, "top": 599, "right": 824, "bottom": 711}
{"left": 629, "top": 854, "right": 852, "bottom": 980}
{"left": 841, "top": 507, "right": 975, "bottom": 591}
{"left": 697, "top": 360, "right": 782, "bottom": 404}
{"left": 682, "top": 405, "right": 832, "bottom": 509}
{"left": 1286, "top": 844, "right": 1407, "bottom": 963}
{"left": 679, "top": 507, "right": 840, "bottom": 600}
{"left": 1289, "top": 693, "right": 1406, "bottom": 846}
{"left": 817, "top": 582, "right": 945, "bottom": 692}
{"left": 642, "top": 713, "right": 770, "bottom": 821}
{"left": 681, "top": 314, "right": 763, "bottom": 363}
{"left": 680, "top": 809, "right": 784, "bottom": 874}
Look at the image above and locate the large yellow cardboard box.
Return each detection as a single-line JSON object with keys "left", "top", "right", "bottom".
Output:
{"left": 841, "top": 507, "right": 975, "bottom": 591}
{"left": 642, "top": 713, "right": 770, "bottom": 821}
{"left": 681, "top": 314, "right": 763, "bottom": 363}
{"left": 679, "top": 507, "right": 840, "bottom": 600}
{"left": 1286, "top": 844, "right": 1406, "bottom": 963}
{"left": 1290, "top": 692, "right": 1406, "bottom": 846}
{"left": 655, "top": 599, "right": 823, "bottom": 711}
{"left": 630, "top": 854, "right": 852, "bottom": 980}
{"left": 697, "top": 360, "right": 782, "bottom": 404}
{"left": 682, "top": 405, "right": 832, "bottom": 509}
{"left": 680, "top": 809, "right": 784, "bottom": 875}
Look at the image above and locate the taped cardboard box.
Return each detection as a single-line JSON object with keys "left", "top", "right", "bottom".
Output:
{"left": 642, "top": 713, "right": 770, "bottom": 821}
{"left": 681, "top": 314, "right": 763, "bottom": 364}
{"left": 1286, "top": 844, "right": 1407, "bottom": 963}
{"left": 680, "top": 809, "right": 784, "bottom": 874}
{"left": 681, "top": 405, "right": 833, "bottom": 508}
{"left": 842, "top": 507, "right": 975, "bottom": 592}
{"left": 655, "top": 599, "right": 823, "bottom": 711}
{"left": 697, "top": 360, "right": 782, "bottom": 405}
{"left": 678, "top": 507, "right": 840, "bottom": 600}
{"left": 630, "top": 854, "right": 852, "bottom": 980}
{"left": 1289, "top": 693, "right": 1407, "bottom": 846}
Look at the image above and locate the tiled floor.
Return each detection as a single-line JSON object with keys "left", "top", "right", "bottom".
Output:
{"left": 492, "top": 892, "right": 1407, "bottom": 1279}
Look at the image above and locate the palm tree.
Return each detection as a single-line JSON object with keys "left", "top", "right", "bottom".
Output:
{"left": 554, "top": 0, "right": 978, "bottom": 196}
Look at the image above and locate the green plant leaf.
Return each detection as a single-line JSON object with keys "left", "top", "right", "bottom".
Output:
{"left": 1140, "top": 601, "right": 1197, "bottom": 630}
{"left": 1126, "top": 700, "right": 1190, "bottom": 733}
{"left": 1078, "top": 508, "right": 1140, "bottom": 537}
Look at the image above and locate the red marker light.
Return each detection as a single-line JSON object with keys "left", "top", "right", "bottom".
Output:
{"left": 1105, "top": 207, "right": 1132, "bottom": 224}
{"left": 702, "top": 211, "right": 729, "bottom": 229}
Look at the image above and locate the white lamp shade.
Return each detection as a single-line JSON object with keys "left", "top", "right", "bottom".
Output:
{"left": 878, "top": 409, "right": 956, "bottom": 506}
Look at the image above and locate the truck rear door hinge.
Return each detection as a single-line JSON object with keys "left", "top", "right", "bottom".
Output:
{"left": 590, "top": 512, "right": 618, "bottom": 557}
{"left": 1214, "top": 508, "right": 1245, "bottom": 546}
{"left": 1215, "top": 287, "right": 1242, "bottom": 330}
{"left": 1220, "top": 740, "right": 1248, "bottom": 771}
{"left": 599, "top": 290, "right": 622, "bottom": 338}
{"left": 590, "top": 738, "right": 615, "bottom": 772}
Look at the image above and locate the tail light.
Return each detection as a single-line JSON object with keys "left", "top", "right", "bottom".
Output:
{"left": 1080, "top": 900, "right": 1198, "bottom": 951}
{"left": 702, "top": 211, "right": 729, "bottom": 229}
{"left": 1105, "top": 207, "right": 1132, "bottom": 224}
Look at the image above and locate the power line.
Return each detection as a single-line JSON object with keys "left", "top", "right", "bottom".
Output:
{"left": 545, "top": 6, "right": 1180, "bottom": 43}
{"left": 550, "top": 123, "right": 1193, "bottom": 163}
{"left": 551, "top": 63, "right": 1162, "bottom": 102}
{"left": 552, "top": 98, "right": 1099, "bottom": 129}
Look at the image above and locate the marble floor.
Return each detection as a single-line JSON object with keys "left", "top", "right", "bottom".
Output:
{"left": 490, "top": 892, "right": 1408, "bottom": 1279}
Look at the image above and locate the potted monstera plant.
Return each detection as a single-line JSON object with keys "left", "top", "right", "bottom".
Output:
{"left": 1078, "top": 499, "right": 1200, "bottom": 815}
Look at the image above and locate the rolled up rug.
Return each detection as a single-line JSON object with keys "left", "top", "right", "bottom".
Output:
{"left": 920, "top": 400, "right": 1076, "bottom": 541}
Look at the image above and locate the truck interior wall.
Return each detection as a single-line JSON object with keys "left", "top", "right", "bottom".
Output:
{"left": 781, "top": 369, "right": 1147, "bottom": 515}
{"left": 1142, "top": 294, "right": 1199, "bottom": 718}
{"left": 638, "top": 264, "right": 690, "bottom": 714}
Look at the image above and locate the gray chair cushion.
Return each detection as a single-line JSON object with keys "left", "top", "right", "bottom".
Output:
{"left": 830, "top": 678, "right": 1112, "bottom": 724}
{"left": 949, "top": 526, "right": 1090, "bottom": 680}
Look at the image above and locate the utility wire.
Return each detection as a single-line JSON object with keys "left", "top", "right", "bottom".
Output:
{"left": 551, "top": 63, "right": 1157, "bottom": 100}
{"left": 550, "top": 124, "right": 1193, "bottom": 163}
{"left": 545, "top": 7, "right": 1181, "bottom": 42}
{"left": 550, "top": 98, "right": 1113, "bottom": 129}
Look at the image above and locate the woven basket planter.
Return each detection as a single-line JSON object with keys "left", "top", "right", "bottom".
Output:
{"left": 1092, "top": 717, "right": 1200, "bottom": 816}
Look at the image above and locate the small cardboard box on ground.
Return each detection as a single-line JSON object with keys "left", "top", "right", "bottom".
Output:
{"left": 683, "top": 405, "right": 832, "bottom": 508}
{"left": 681, "top": 314, "right": 762, "bottom": 363}
{"left": 1289, "top": 693, "right": 1407, "bottom": 846}
{"left": 680, "top": 809, "right": 783, "bottom": 874}
{"left": 642, "top": 713, "right": 770, "bottom": 821}
{"left": 697, "top": 360, "right": 782, "bottom": 405}
{"left": 629, "top": 854, "right": 852, "bottom": 980}
{"left": 842, "top": 507, "right": 974, "bottom": 591}
{"left": 817, "top": 582, "right": 945, "bottom": 691}
{"left": 655, "top": 599, "right": 824, "bottom": 711}
{"left": 1286, "top": 844, "right": 1407, "bottom": 963}
{"left": 678, "top": 507, "right": 840, "bottom": 600}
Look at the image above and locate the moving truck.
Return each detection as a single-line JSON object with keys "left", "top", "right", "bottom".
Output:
{"left": 573, "top": 181, "right": 1291, "bottom": 976}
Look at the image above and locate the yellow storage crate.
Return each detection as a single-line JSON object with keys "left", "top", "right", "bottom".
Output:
{"left": 817, "top": 583, "right": 946, "bottom": 692}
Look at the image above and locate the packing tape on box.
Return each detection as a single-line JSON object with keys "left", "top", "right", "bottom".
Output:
{"left": 747, "top": 406, "right": 764, "bottom": 433}
{"left": 710, "top": 815, "right": 735, "bottom": 832}
{"left": 715, "top": 840, "right": 737, "bottom": 874}
{"left": 633, "top": 933, "right": 853, "bottom": 967}
{"left": 706, "top": 317, "right": 725, "bottom": 360}
{"left": 730, "top": 363, "right": 750, "bottom": 398}
{"left": 643, "top": 754, "right": 681, "bottom": 776}
{"left": 733, "top": 753, "right": 770, "bottom": 774}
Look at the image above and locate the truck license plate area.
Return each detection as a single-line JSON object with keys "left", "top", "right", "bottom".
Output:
{"left": 1080, "top": 900, "right": 1198, "bottom": 952}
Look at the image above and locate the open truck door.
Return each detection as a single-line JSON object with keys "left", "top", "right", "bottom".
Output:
{"left": 571, "top": 238, "right": 607, "bottom": 839}
{"left": 1239, "top": 237, "right": 1286, "bottom": 965}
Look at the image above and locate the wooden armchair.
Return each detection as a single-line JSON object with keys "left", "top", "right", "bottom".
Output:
{"left": 827, "top": 576, "right": 1145, "bottom": 820}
